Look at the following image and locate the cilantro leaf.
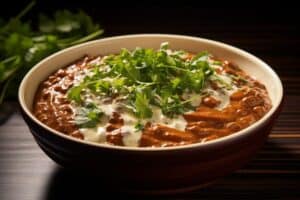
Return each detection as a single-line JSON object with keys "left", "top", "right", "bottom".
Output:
{"left": 160, "top": 95, "right": 187, "bottom": 117}
{"left": 134, "top": 121, "right": 144, "bottom": 132}
{"left": 74, "top": 103, "right": 103, "bottom": 128}
{"left": 67, "top": 85, "right": 84, "bottom": 103}
{"left": 134, "top": 93, "right": 153, "bottom": 119}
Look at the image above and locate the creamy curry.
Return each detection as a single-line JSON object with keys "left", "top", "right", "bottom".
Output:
{"left": 33, "top": 43, "right": 272, "bottom": 147}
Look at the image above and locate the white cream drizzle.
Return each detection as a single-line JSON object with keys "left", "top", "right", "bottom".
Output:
{"left": 72, "top": 56, "right": 239, "bottom": 147}
{"left": 182, "top": 91, "right": 203, "bottom": 107}
{"left": 79, "top": 115, "right": 109, "bottom": 143}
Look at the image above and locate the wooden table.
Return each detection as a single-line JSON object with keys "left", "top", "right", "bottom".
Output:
{"left": 0, "top": 4, "right": 299, "bottom": 199}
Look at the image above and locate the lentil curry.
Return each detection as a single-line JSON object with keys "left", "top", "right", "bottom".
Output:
{"left": 33, "top": 43, "right": 272, "bottom": 147}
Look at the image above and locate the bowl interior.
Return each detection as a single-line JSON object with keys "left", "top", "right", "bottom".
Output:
{"left": 19, "top": 34, "right": 283, "bottom": 149}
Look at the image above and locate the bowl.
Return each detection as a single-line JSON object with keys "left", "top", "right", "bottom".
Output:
{"left": 18, "top": 34, "right": 283, "bottom": 193}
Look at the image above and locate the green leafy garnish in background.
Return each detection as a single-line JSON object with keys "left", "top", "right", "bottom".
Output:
{"left": 0, "top": 1, "right": 104, "bottom": 105}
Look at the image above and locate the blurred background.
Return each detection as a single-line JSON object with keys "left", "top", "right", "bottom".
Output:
{"left": 1, "top": 0, "right": 299, "bottom": 96}
{"left": 1, "top": 1, "right": 300, "bottom": 199}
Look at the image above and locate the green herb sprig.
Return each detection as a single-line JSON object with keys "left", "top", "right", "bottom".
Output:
{"left": 0, "top": 1, "right": 103, "bottom": 105}
{"left": 74, "top": 103, "right": 103, "bottom": 128}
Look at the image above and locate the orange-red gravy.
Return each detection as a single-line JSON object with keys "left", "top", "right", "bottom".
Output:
{"left": 33, "top": 56, "right": 272, "bottom": 147}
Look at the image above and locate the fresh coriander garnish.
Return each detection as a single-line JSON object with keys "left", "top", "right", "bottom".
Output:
{"left": 134, "top": 122, "right": 144, "bottom": 132}
{"left": 68, "top": 43, "right": 223, "bottom": 124}
{"left": 134, "top": 93, "right": 153, "bottom": 119}
{"left": 74, "top": 103, "right": 103, "bottom": 128}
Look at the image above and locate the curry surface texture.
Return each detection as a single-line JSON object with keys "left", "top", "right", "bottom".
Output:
{"left": 33, "top": 54, "right": 272, "bottom": 147}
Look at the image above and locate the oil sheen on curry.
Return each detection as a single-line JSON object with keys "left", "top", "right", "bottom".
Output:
{"left": 33, "top": 43, "right": 272, "bottom": 147}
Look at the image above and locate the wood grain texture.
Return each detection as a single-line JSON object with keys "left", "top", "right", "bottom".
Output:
{"left": 0, "top": 2, "right": 300, "bottom": 199}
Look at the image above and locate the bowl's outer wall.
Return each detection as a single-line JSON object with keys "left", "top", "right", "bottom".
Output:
{"left": 21, "top": 99, "right": 283, "bottom": 190}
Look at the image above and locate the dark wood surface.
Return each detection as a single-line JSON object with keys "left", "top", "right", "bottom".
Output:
{"left": 1, "top": 3, "right": 300, "bottom": 199}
